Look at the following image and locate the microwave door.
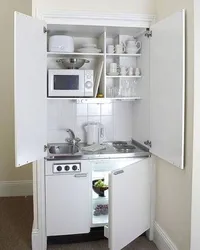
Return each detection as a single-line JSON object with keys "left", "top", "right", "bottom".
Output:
{"left": 50, "top": 72, "right": 85, "bottom": 97}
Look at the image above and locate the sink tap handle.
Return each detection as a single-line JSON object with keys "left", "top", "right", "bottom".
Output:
{"left": 75, "top": 137, "right": 81, "bottom": 143}
{"left": 66, "top": 138, "right": 73, "bottom": 143}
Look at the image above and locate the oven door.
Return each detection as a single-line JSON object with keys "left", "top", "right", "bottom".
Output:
{"left": 48, "top": 70, "right": 85, "bottom": 97}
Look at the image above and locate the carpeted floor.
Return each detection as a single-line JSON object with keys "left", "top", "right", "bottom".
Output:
{"left": 0, "top": 196, "right": 158, "bottom": 250}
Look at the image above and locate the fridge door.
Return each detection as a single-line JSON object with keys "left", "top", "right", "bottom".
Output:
{"left": 105, "top": 158, "right": 150, "bottom": 250}
{"left": 46, "top": 161, "right": 91, "bottom": 236}
{"left": 14, "top": 12, "right": 47, "bottom": 167}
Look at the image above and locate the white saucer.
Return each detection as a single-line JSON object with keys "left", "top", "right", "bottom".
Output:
{"left": 77, "top": 48, "right": 101, "bottom": 53}
{"left": 82, "top": 44, "right": 97, "bottom": 48}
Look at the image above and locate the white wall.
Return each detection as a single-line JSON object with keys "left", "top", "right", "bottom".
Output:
{"left": 155, "top": 1, "right": 194, "bottom": 250}
{"left": 32, "top": 0, "right": 156, "bottom": 15}
{"left": 47, "top": 100, "right": 134, "bottom": 143}
{"left": 190, "top": 0, "right": 200, "bottom": 249}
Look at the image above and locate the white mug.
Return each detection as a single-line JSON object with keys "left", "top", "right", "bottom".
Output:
{"left": 107, "top": 45, "right": 115, "bottom": 54}
{"left": 115, "top": 44, "right": 125, "bottom": 54}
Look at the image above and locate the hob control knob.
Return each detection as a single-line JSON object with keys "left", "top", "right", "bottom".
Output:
{"left": 57, "top": 166, "right": 62, "bottom": 172}
{"left": 65, "top": 165, "right": 70, "bottom": 171}
{"left": 72, "top": 165, "right": 77, "bottom": 171}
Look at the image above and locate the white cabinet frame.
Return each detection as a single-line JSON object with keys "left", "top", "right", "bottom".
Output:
{"left": 14, "top": 9, "right": 185, "bottom": 250}
{"left": 35, "top": 10, "right": 156, "bottom": 28}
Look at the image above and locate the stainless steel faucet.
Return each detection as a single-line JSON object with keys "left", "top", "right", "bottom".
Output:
{"left": 66, "top": 129, "right": 81, "bottom": 145}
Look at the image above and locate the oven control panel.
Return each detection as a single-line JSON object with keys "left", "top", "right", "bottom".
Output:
{"left": 53, "top": 163, "right": 81, "bottom": 173}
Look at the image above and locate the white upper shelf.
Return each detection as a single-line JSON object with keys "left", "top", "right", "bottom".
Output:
{"left": 47, "top": 52, "right": 104, "bottom": 58}
{"left": 47, "top": 52, "right": 141, "bottom": 58}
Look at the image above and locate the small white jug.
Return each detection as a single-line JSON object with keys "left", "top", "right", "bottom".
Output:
{"left": 126, "top": 38, "right": 141, "bottom": 54}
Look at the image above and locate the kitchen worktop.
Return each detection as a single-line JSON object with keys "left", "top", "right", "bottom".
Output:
{"left": 46, "top": 140, "right": 150, "bottom": 160}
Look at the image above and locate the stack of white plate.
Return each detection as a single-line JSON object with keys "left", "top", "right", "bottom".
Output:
{"left": 77, "top": 44, "right": 101, "bottom": 53}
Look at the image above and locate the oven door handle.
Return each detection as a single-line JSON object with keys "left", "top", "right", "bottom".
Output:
{"left": 74, "top": 173, "right": 88, "bottom": 178}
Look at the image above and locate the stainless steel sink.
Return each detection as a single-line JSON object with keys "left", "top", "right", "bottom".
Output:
{"left": 48, "top": 143, "right": 82, "bottom": 157}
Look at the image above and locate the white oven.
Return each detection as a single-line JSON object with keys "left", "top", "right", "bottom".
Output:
{"left": 48, "top": 69, "right": 94, "bottom": 97}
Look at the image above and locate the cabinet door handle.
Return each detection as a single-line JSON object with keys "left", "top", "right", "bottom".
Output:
{"left": 114, "top": 170, "right": 124, "bottom": 175}
{"left": 74, "top": 173, "right": 88, "bottom": 178}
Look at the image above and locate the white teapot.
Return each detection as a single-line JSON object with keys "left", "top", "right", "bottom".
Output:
{"left": 125, "top": 38, "right": 141, "bottom": 54}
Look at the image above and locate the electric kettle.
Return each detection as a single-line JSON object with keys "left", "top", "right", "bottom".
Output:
{"left": 84, "top": 122, "right": 105, "bottom": 145}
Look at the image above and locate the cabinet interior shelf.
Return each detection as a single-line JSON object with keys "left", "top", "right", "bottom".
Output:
{"left": 108, "top": 97, "right": 141, "bottom": 100}
{"left": 47, "top": 52, "right": 141, "bottom": 58}
{"left": 106, "top": 53, "right": 141, "bottom": 57}
{"left": 47, "top": 52, "right": 104, "bottom": 58}
{"left": 46, "top": 97, "right": 141, "bottom": 102}
{"left": 106, "top": 75, "right": 141, "bottom": 78}
{"left": 92, "top": 213, "right": 108, "bottom": 227}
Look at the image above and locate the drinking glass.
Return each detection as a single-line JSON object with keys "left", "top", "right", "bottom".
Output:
{"left": 125, "top": 80, "right": 131, "bottom": 97}
{"left": 131, "top": 80, "right": 137, "bottom": 96}
{"left": 107, "top": 86, "right": 114, "bottom": 97}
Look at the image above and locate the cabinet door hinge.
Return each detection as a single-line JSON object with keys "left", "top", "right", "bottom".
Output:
{"left": 144, "top": 140, "right": 152, "bottom": 148}
{"left": 44, "top": 145, "right": 48, "bottom": 152}
{"left": 43, "top": 27, "right": 48, "bottom": 34}
{"left": 145, "top": 29, "right": 152, "bottom": 38}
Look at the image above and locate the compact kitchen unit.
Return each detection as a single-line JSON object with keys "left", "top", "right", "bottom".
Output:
{"left": 14, "top": 9, "right": 185, "bottom": 250}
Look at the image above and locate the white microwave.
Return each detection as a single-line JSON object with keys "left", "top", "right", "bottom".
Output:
{"left": 48, "top": 69, "right": 94, "bottom": 97}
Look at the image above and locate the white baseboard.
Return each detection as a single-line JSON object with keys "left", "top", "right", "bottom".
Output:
{"left": 0, "top": 180, "right": 33, "bottom": 197}
{"left": 154, "top": 222, "right": 178, "bottom": 250}
{"left": 32, "top": 228, "right": 46, "bottom": 250}
{"left": 32, "top": 225, "right": 47, "bottom": 250}
{"left": 32, "top": 228, "right": 40, "bottom": 250}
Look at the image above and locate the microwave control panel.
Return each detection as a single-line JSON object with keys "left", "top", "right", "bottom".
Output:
{"left": 84, "top": 70, "right": 94, "bottom": 93}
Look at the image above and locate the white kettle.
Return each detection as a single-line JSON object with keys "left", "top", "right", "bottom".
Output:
{"left": 84, "top": 122, "right": 105, "bottom": 145}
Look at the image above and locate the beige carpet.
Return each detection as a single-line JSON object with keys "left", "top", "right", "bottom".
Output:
{"left": 0, "top": 196, "right": 158, "bottom": 250}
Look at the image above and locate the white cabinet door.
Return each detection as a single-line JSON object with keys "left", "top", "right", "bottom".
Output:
{"left": 45, "top": 162, "right": 91, "bottom": 236}
{"left": 106, "top": 158, "right": 150, "bottom": 250}
{"left": 150, "top": 10, "right": 185, "bottom": 169}
{"left": 14, "top": 12, "right": 47, "bottom": 167}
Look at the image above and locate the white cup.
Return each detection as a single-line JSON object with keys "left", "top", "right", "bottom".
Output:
{"left": 135, "top": 68, "right": 141, "bottom": 76}
{"left": 109, "top": 63, "right": 118, "bottom": 73}
{"left": 115, "top": 44, "right": 125, "bottom": 54}
{"left": 120, "top": 66, "right": 127, "bottom": 75}
{"left": 107, "top": 45, "right": 115, "bottom": 54}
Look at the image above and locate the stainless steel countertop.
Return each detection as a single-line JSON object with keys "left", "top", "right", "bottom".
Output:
{"left": 45, "top": 140, "right": 150, "bottom": 161}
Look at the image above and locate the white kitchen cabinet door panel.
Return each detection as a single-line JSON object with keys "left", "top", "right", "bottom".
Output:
{"left": 14, "top": 12, "right": 47, "bottom": 167}
{"left": 108, "top": 158, "right": 150, "bottom": 250}
{"left": 150, "top": 10, "right": 185, "bottom": 169}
